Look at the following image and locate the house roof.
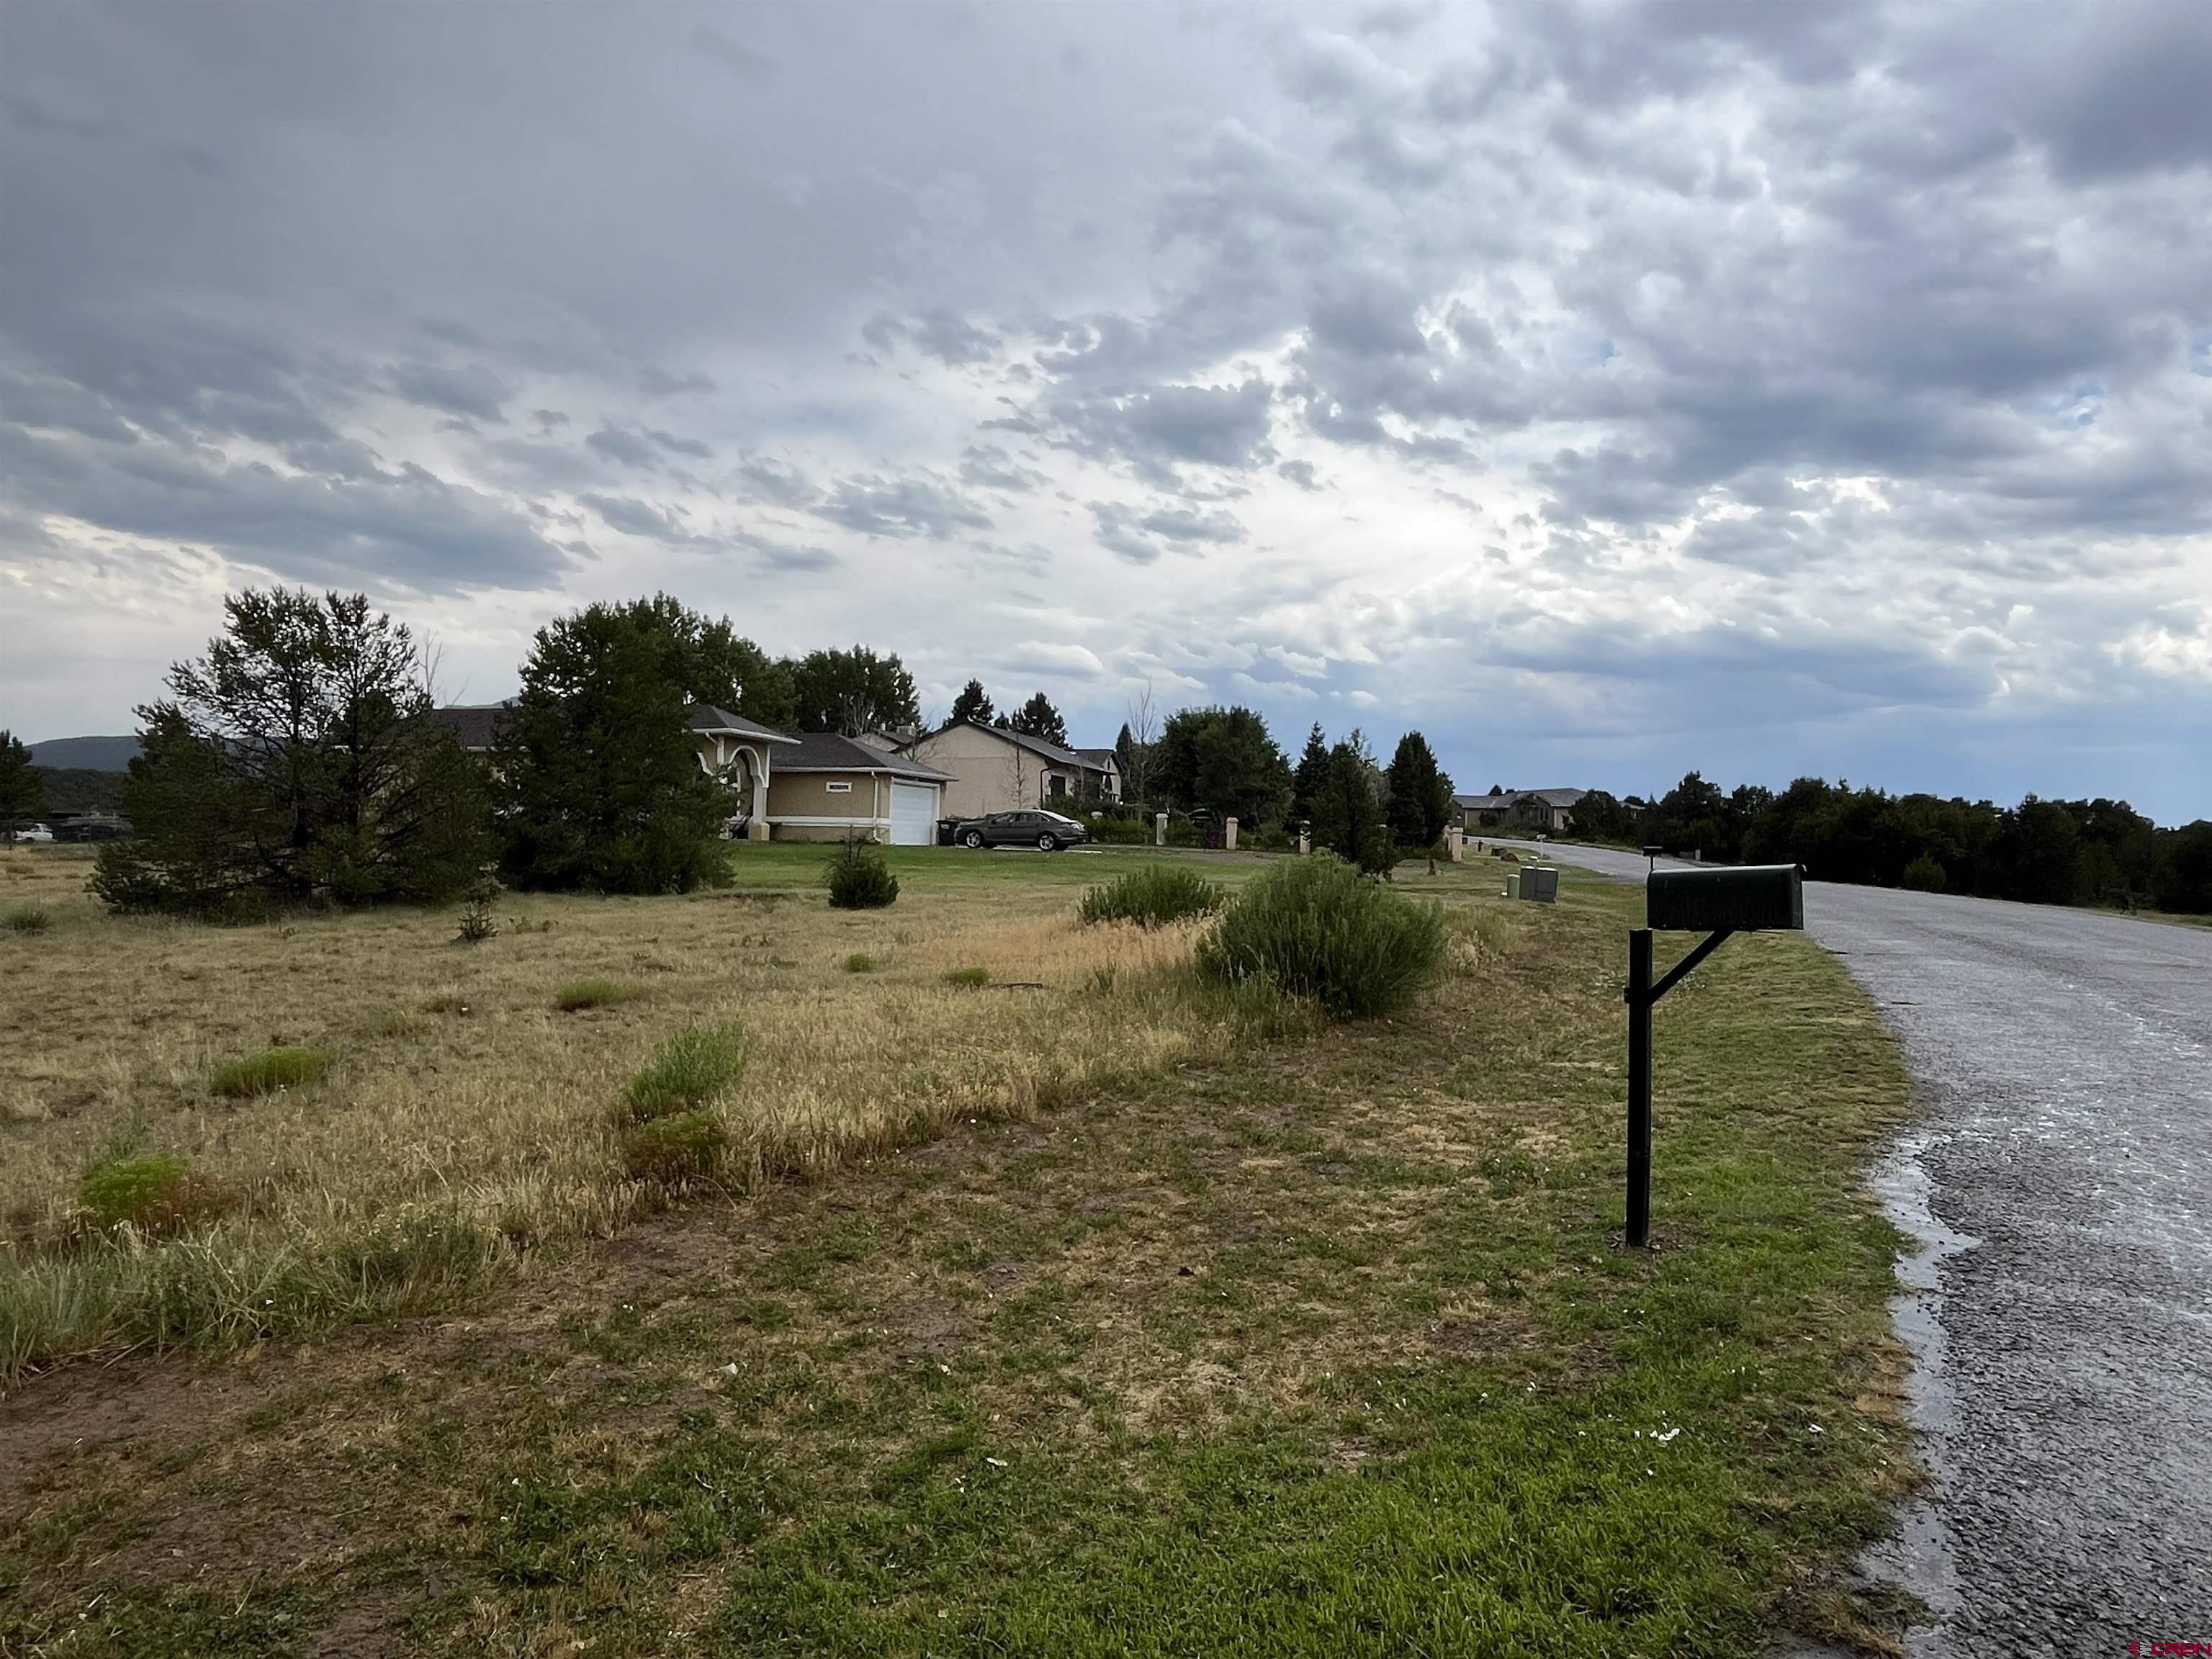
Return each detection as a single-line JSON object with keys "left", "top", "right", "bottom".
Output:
{"left": 429, "top": 703, "right": 507, "bottom": 751}
{"left": 1453, "top": 787, "right": 1589, "bottom": 811}
{"left": 1074, "top": 747, "right": 1120, "bottom": 772}
{"left": 686, "top": 703, "right": 798, "bottom": 744}
{"left": 914, "top": 719, "right": 1090, "bottom": 770}
{"left": 775, "top": 731, "right": 954, "bottom": 781}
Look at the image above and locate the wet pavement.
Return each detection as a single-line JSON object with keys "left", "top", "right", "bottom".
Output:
{"left": 1492, "top": 842, "right": 2212, "bottom": 1652}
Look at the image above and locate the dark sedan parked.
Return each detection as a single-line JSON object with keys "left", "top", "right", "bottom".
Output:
{"left": 953, "top": 809, "right": 1089, "bottom": 851}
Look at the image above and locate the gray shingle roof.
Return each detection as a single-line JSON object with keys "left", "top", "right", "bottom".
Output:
{"left": 776, "top": 731, "right": 954, "bottom": 781}
{"left": 686, "top": 703, "right": 798, "bottom": 744}
{"left": 429, "top": 703, "right": 507, "bottom": 750}
{"left": 923, "top": 719, "right": 1089, "bottom": 768}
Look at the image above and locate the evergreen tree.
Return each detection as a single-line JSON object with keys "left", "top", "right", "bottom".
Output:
{"left": 1310, "top": 742, "right": 1396, "bottom": 876}
{"left": 949, "top": 678, "right": 994, "bottom": 727}
{"left": 1153, "top": 706, "right": 1293, "bottom": 823}
{"left": 494, "top": 601, "right": 733, "bottom": 894}
{"left": 0, "top": 731, "right": 42, "bottom": 823}
{"left": 91, "top": 589, "right": 489, "bottom": 914}
{"left": 1385, "top": 731, "right": 1455, "bottom": 848}
{"left": 1291, "top": 722, "right": 1329, "bottom": 827}
{"left": 1006, "top": 691, "right": 1069, "bottom": 747}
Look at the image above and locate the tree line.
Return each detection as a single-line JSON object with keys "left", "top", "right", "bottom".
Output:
{"left": 1568, "top": 772, "right": 2212, "bottom": 914}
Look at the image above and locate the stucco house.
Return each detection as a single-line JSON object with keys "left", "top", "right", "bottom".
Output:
{"left": 762, "top": 732, "right": 953, "bottom": 843}
{"left": 1455, "top": 787, "right": 1590, "bottom": 835}
{"left": 900, "top": 720, "right": 1109, "bottom": 818}
{"left": 429, "top": 702, "right": 950, "bottom": 844}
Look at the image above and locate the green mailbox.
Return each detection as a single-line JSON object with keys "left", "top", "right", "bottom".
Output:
{"left": 1645, "top": 865, "right": 1803, "bottom": 932}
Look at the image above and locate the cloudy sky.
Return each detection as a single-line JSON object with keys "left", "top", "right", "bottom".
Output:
{"left": 4, "top": 2, "right": 2209, "bottom": 820}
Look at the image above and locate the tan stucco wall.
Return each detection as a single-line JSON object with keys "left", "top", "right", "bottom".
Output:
{"left": 905, "top": 727, "right": 1076, "bottom": 818}
{"left": 763, "top": 771, "right": 943, "bottom": 842}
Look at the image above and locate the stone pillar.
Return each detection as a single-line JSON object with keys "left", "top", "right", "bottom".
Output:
{"left": 1447, "top": 826, "right": 1463, "bottom": 862}
{"left": 1298, "top": 830, "right": 1310, "bottom": 855}
{"left": 1223, "top": 816, "right": 1238, "bottom": 850}
{"left": 749, "top": 750, "right": 770, "bottom": 841}
{"left": 1154, "top": 812, "right": 1168, "bottom": 847}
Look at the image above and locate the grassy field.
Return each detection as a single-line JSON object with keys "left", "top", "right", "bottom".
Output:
{"left": 0, "top": 842, "right": 1918, "bottom": 1655}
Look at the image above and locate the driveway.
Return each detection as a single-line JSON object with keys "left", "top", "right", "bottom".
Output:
{"left": 1491, "top": 840, "right": 2212, "bottom": 1653}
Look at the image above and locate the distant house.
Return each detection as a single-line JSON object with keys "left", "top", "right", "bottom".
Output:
{"left": 763, "top": 732, "right": 952, "bottom": 844}
{"left": 426, "top": 703, "right": 949, "bottom": 844}
{"left": 1455, "top": 787, "right": 1589, "bottom": 835}
{"left": 901, "top": 721, "right": 1114, "bottom": 818}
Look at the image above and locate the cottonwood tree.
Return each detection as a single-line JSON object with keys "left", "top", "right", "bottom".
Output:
{"left": 788, "top": 646, "right": 920, "bottom": 736}
{"left": 1385, "top": 731, "right": 1455, "bottom": 849}
{"left": 494, "top": 600, "right": 733, "bottom": 894}
{"left": 1154, "top": 706, "right": 1292, "bottom": 824}
{"left": 0, "top": 731, "right": 41, "bottom": 823}
{"left": 93, "top": 589, "right": 489, "bottom": 914}
{"left": 1117, "top": 682, "right": 1160, "bottom": 805}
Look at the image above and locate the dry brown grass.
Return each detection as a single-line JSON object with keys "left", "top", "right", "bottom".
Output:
{"left": 0, "top": 845, "right": 1286, "bottom": 1380}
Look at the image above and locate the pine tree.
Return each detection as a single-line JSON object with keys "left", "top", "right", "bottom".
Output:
{"left": 1007, "top": 691, "right": 1069, "bottom": 747}
{"left": 950, "top": 678, "right": 994, "bottom": 727}
{"left": 0, "top": 731, "right": 42, "bottom": 823}
{"left": 1310, "top": 741, "right": 1395, "bottom": 877}
{"left": 1385, "top": 731, "right": 1455, "bottom": 848}
{"left": 1291, "top": 722, "right": 1328, "bottom": 825}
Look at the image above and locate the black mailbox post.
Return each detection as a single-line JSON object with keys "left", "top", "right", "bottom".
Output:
{"left": 1624, "top": 865, "right": 1804, "bottom": 1247}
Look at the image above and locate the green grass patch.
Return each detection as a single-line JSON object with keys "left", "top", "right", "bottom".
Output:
{"left": 842, "top": 952, "right": 876, "bottom": 974}
{"left": 78, "top": 1153, "right": 236, "bottom": 1234}
{"left": 624, "top": 1023, "right": 747, "bottom": 1121}
{"left": 4, "top": 902, "right": 52, "bottom": 935}
{"left": 553, "top": 977, "right": 647, "bottom": 1012}
{"left": 210, "top": 1044, "right": 330, "bottom": 1097}
{"left": 1079, "top": 863, "right": 1226, "bottom": 927}
{"left": 619, "top": 1109, "right": 729, "bottom": 1187}
{"left": 943, "top": 966, "right": 991, "bottom": 988}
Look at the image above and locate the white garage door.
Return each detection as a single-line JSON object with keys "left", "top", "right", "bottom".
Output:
{"left": 889, "top": 781, "right": 938, "bottom": 845}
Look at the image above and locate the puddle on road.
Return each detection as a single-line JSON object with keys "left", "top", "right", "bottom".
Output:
{"left": 1864, "top": 1133, "right": 1982, "bottom": 1658}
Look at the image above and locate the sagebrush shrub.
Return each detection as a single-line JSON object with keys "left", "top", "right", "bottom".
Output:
{"left": 843, "top": 953, "right": 875, "bottom": 974}
{"left": 1197, "top": 853, "right": 1446, "bottom": 1019}
{"left": 211, "top": 1044, "right": 330, "bottom": 1097}
{"left": 556, "top": 978, "right": 647, "bottom": 1012}
{"left": 624, "top": 1024, "right": 747, "bottom": 1120}
{"left": 824, "top": 841, "right": 899, "bottom": 909}
{"left": 78, "top": 1153, "right": 237, "bottom": 1234}
{"left": 620, "top": 1109, "right": 729, "bottom": 1187}
{"left": 4, "top": 904, "right": 51, "bottom": 935}
{"left": 1078, "top": 863, "right": 1226, "bottom": 927}
{"left": 943, "top": 966, "right": 989, "bottom": 988}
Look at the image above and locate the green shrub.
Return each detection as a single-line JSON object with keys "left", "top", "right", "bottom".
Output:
{"left": 1083, "top": 817, "right": 1151, "bottom": 846}
{"left": 211, "top": 1044, "right": 330, "bottom": 1097}
{"left": 78, "top": 1154, "right": 237, "bottom": 1234}
{"left": 455, "top": 873, "right": 500, "bottom": 943}
{"left": 1197, "top": 853, "right": 1446, "bottom": 1019}
{"left": 625, "top": 1024, "right": 747, "bottom": 1120}
{"left": 843, "top": 953, "right": 875, "bottom": 974}
{"left": 4, "top": 904, "right": 51, "bottom": 935}
{"left": 619, "top": 1109, "right": 729, "bottom": 1187}
{"left": 824, "top": 841, "right": 899, "bottom": 909}
{"left": 943, "top": 966, "right": 990, "bottom": 988}
{"left": 555, "top": 978, "right": 647, "bottom": 1012}
{"left": 1079, "top": 863, "right": 1227, "bottom": 927}
{"left": 1901, "top": 853, "right": 1947, "bottom": 893}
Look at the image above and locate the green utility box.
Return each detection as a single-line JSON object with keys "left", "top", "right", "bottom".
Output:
{"left": 1511, "top": 864, "right": 1558, "bottom": 904}
{"left": 1645, "top": 865, "right": 1803, "bottom": 931}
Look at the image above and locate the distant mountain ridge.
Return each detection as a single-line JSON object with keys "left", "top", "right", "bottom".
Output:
{"left": 27, "top": 735, "right": 141, "bottom": 773}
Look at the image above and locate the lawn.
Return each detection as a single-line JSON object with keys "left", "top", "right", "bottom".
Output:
{"left": 0, "top": 842, "right": 1918, "bottom": 1655}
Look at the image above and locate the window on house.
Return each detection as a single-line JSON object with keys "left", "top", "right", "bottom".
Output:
{"left": 825, "top": 781, "right": 853, "bottom": 793}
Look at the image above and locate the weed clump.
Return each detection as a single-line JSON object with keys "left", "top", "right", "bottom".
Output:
{"left": 454, "top": 874, "right": 500, "bottom": 943}
{"left": 943, "top": 966, "right": 990, "bottom": 988}
{"left": 78, "top": 1153, "right": 237, "bottom": 1234}
{"left": 555, "top": 978, "right": 647, "bottom": 1012}
{"left": 1078, "top": 864, "right": 1225, "bottom": 928}
{"left": 624, "top": 1024, "right": 747, "bottom": 1121}
{"left": 4, "top": 904, "right": 51, "bottom": 935}
{"left": 1198, "top": 853, "right": 1445, "bottom": 1020}
{"left": 211, "top": 1044, "right": 330, "bottom": 1097}
{"left": 620, "top": 1109, "right": 729, "bottom": 1187}
{"left": 843, "top": 953, "right": 875, "bottom": 974}
{"left": 824, "top": 841, "right": 899, "bottom": 909}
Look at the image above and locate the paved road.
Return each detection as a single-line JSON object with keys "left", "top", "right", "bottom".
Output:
{"left": 1496, "top": 842, "right": 2212, "bottom": 1653}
